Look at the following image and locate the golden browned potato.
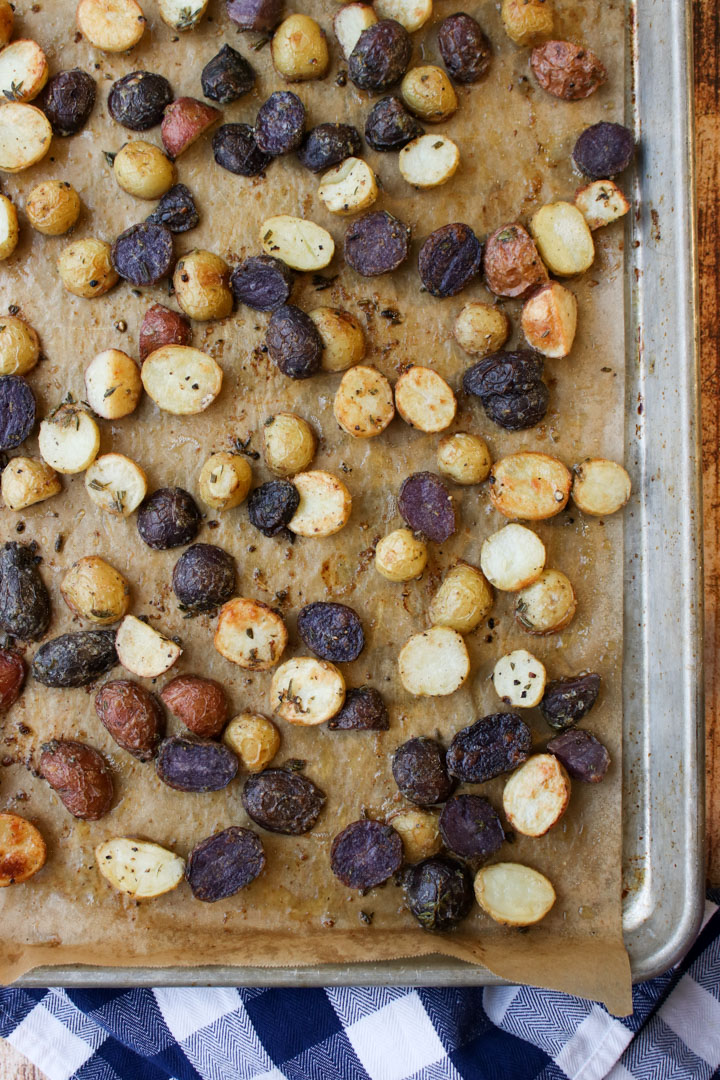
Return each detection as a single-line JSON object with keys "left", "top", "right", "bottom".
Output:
{"left": 0, "top": 316, "right": 40, "bottom": 375}
{"left": 389, "top": 807, "right": 441, "bottom": 862}
{"left": 395, "top": 366, "right": 455, "bottom": 433}
{"left": 263, "top": 412, "right": 317, "bottom": 476}
{"left": 57, "top": 237, "right": 118, "bottom": 298}
{"left": 437, "top": 432, "right": 491, "bottom": 485}
{"left": 270, "top": 657, "right": 345, "bottom": 724}
{"left": 0, "top": 102, "right": 52, "bottom": 172}
{"left": 530, "top": 201, "right": 594, "bottom": 276}
{"left": 515, "top": 568, "right": 576, "bottom": 634}
{"left": 173, "top": 250, "right": 233, "bottom": 320}
{"left": 453, "top": 302, "right": 509, "bottom": 357}
{"left": 76, "top": 0, "right": 147, "bottom": 52}
{"left": 502, "top": 753, "right": 570, "bottom": 836}
{"left": 272, "top": 14, "right": 330, "bottom": 81}
{"left": 26, "top": 180, "right": 81, "bottom": 236}
{"left": 198, "top": 452, "right": 252, "bottom": 510}
{"left": 375, "top": 528, "right": 427, "bottom": 582}
{"left": 428, "top": 562, "right": 493, "bottom": 632}
{"left": 575, "top": 180, "right": 630, "bottom": 230}
{"left": 84, "top": 349, "right": 142, "bottom": 419}
{"left": 501, "top": 0, "right": 553, "bottom": 45}
{"left": 113, "top": 141, "right": 175, "bottom": 200}
{"left": 1, "top": 456, "right": 61, "bottom": 511}
{"left": 521, "top": 281, "right": 577, "bottom": 358}
{"left": 571, "top": 457, "right": 631, "bottom": 516}
{"left": 401, "top": 65, "right": 458, "bottom": 122}
{"left": 0, "top": 40, "right": 49, "bottom": 102}
{"left": 0, "top": 0, "right": 14, "bottom": 47}
{"left": 489, "top": 452, "right": 572, "bottom": 520}
{"left": 531, "top": 39, "right": 606, "bottom": 100}
{"left": 223, "top": 713, "right": 280, "bottom": 772}
{"left": 334, "top": 365, "right": 395, "bottom": 438}
{"left": 61, "top": 555, "right": 131, "bottom": 625}
{"left": 0, "top": 812, "right": 46, "bottom": 886}
{"left": 0, "top": 194, "right": 18, "bottom": 260}
{"left": 309, "top": 307, "right": 365, "bottom": 372}
{"left": 215, "top": 598, "right": 288, "bottom": 670}
{"left": 288, "top": 471, "right": 352, "bottom": 537}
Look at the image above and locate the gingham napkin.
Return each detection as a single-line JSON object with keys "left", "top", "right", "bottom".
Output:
{"left": 1, "top": 890, "right": 718, "bottom": 1080}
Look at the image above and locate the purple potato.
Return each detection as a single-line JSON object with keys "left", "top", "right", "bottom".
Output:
{"left": 254, "top": 91, "right": 306, "bottom": 156}
{"left": 226, "top": 0, "right": 283, "bottom": 32}
{"left": 446, "top": 713, "right": 531, "bottom": 783}
{"left": 111, "top": 223, "right": 174, "bottom": 287}
{"left": 186, "top": 826, "right": 265, "bottom": 900}
{"left": 247, "top": 480, "right": 299, "bottom": 536}
{"left": 439, "top": 794, "right": 505, "bottom": 862}
{"left": 547, "top": 728, "right": 610, "bottom": 782}
{"left": 364, "top": 95, "right": 423, "bottom": 152}
{"left": 572, "top": 121, "right": 636, "bottom": 179}
{"left": 397, "top": 472, "right": 456, "bottom": 543}
{"left": 296, "top": 123, "right": 362, "bottom": 173}
{"left": 0, "top": 375, "right": 35, "bottom": 450}
{"left": 146, "top": 184, "right": 199, "bottom": 233}
{"left": 540, "top": 673, "right": 602, "bottom": 731}
{"left": 137, "top": 487, "right": 200, "bottom": 550}
{"left": 437, "top": 13, "right": 491, "bottom": 83}
{"left": 482, "top": 384, "right": 549, "bottom": 431}
{"left": 266, "top": 304, "right": 323, "bottom": 379}
{"left": 348, "top": 20, "right": 412, "bottom": 92}
{"left": 201, "top": 44, "right": 255, "bottom": 104}
{"left": 213, "top": 124, "right": 272, "bottom": 176}
{"left": 242, "top": 768, "right": 325, "bottom": 834}
{"left": 462, "top": 350, "right": 544, "bottom": 398}
{"left": 392, "top": 737, "right": 455, "bottom": 806}
{"left": 230, "top": 255, "right": 294, "bottom": 311}
{"left": 0, "top": 541, "right": 50, "bottom": 641}
{"left": 404, "top": 855, "right": 473, "bottom": 930}
{"left": 328, "top": 686, "right": 389, "bottom": 730}
{"left": 418, "top": 222, "right": 483, "bottom": 298}
{"left": 32, "top": 630, "right": 117, "bottom": 688}
{"left": 107, "top": 70, "right": 172, "bottom": 131}
{"left": 330, "top": 818, "right": 403, "bottom": 889}
{"left": 39, "top": 69, "right": 96, "bottom": 135}
{"left": 171, "top": 543, "right": 236, "bottom": 613}
{"left": 297, "top": 602, "right": 364, "bottom": 663}
{"left": 344, "top": 210, "right": 411, "bottom": 276}
{"left": 156, "top": 736, "right": 238, "bottom": 792}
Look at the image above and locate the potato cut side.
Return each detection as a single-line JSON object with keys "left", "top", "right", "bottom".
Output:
{"left": 260, "top": 215, "right": 335, "bottom": 271}
{"left": 115, "top": 615, "right": 182, "bottom": 679}
{"left": 374, "top": 0, "right": 432, "bottom": 31}
{"left": 38, "top": 405, "right": 100, "bottom": 475}
{"left": 475, "top": 862, "right": 556, "bottom": 926}
{"left": 318, "top": 157, "right": 378, "bottom": 216}
{"left": 502, "top": 753, "right": 570, "bottom": 836}
{"left": 428, "top": 563, "right": 493, "bottom": 633}
{"left": 375, "top": 528, "right": 427, "bottom": 582}
{"left": 398, "top": 626, "right": 470, "bottom": 697}
{"left": 334, "top": 364, "right": 395, "bottom": 438}
{"left": 575, "top": 180, "right": 630, "bottom": 230}
{"left": 515, "top": 568, "right": 576, "bottom": 635}
{"left": 490, "top": 452, "right": 572, "bottom": 521}
{"left": 85, "top": 349, "right": 142, "bottom": 420}
{"left": 157, "top": 0, "right": 208, "bottom": 29}
{"left": 288, "top": 470, "right": 352, "bottom": 536}
{"left": 0, "top": 40, "right": 49, "bottom": 103}
{"left": 141, "top": 345, "right": 222, "bottom": 415}
{"left": 334, "top": 3, "right": 377, "bottom": 60}
{"left": 0, "top": 811, "right": 46, "bottom": 886}
{"left": 480, "top": 523, "right": 546, "bottom": 591}
{"left": 271, "top": 657, "right": 346, "bottom": 725}
{"left": 85, "top": 453, "right": 147, "bottom": 517}
{"left": 572, "top": 457, "right": 631, "bottom": 516}
{"left": 76, "top": 0, "right": 147, "bottom": 52}
{"left": 399, "top": 134, "right": 460, "bottom": 189}
{"left": 395, "top": 366, "right": 456, "bottom": 433}
{"left": 1, "top": 456, "right": 61, "bottom": 511}
{"left": 96, "top": 837, "right": 185, "bottom": 898}
{"left": 0, "top": 193, "right": 18, "bottom": 260}
{"left": 214, "top": 597, "right": 288, "bottom": 670}
{"left": 492, "top": 649, "right": 546, "bottom": 708}
{"left": 530, "top": 201, "right": 594, "bottom": 276}
{"left": 521, "top": 282, "right": 577, "bottom": 358}
{"left": 0, "top": 102, "right": 52, "bottom": 172}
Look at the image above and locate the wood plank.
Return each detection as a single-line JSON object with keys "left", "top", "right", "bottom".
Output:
{"left": 0, "top": 1039, "right": 47, "bottom": 1080}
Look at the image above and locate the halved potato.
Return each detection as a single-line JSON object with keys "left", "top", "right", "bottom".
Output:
{"left": 141, "top": 345, "right": 222, "bottom": 415}
{"left": 375, "top": 528, "right": 427, "bottom": 582}
{"left": 85, "top": 349, "right": 142, "bottom": 420}
{"left": 310, "top": 307, "right": 365, "bottom": 372}
{"left": 1, "top": 456, "right": 61, "bottom": 511}
{"left": 0, "top": 193, "right": 18, "bottom": 260}
{"left": 95, "top": 837, "right": 185, "bottom": 899}
{"left": 490, "top": 452, "right": 572, "bottom": 520}
{"left": 0, "top": 0, "right": 13, "bottom": 47}
{"left": 260, "top": 215, "right": 335, "bottom": 271}
{"left": 521, "top": 282, "right": 577, "bottom": 358}
{"left": 270, "top": 656, "right": 346, "bottom": 724}
{"left": 399, "top": 134, "right": 459, "bottom": 190}
{"left": 374, "top": 0, "right": 432, "bottom": 31}
{"left": 0, "top": 102, "right": 52, "bottom": 172}
{"left": 572, "top": 458, "right": 631, "bottom": 516}
{"left": 0, "top": 812, "right": 46, "bottom": 886}
{"left": 428, "top": 563, "right": 493, "bottom": 633}
{"left": 398, "top": 626, "right": 470, "bottom": 697}
{"left": 214, "top": 597, "right": 288, "bottom": 670}
{"left": 334, "top": 3, "right": 377, "bottom": 60}
{"left": 515, "top": 568, "right": 576, "bottom": 634}
{"left": 474, "top": 862, "right": 556, "bottom": 926}
{"left": 288, "top": 470, "right": 352, "bottom": 536}
{"left": 85, "top": 453, "right": 147, "bottom": 516}
{"left": 530, "top": 201, "right": 594, "bottom": 276}
{"left": 480, "top": 524, "right": 546, "bottom": 591}
{"left": 502, "top": 753, "right": 570, "bottom": 837}
{"left": 388, "top": 807, "right": 441, "bottom": 863}
{"left": 38, "top": 404, "right": 100, "bottom": 474}
{"left": 492, "top": 649, "right": 546, "bottom": 708}
{"left": 115, "top": 615, "right": 182, "bottom": 678}
{"left": 76, "top": 0, "right": 147, "bottom": 52}
{"left": 334, "top": 364, "right": 395, "bottom": 438}
{"left": 157, "top": 0, "right": 208, "bottom": 30}
{"left": 575, "top": 180, "right": 630, "bottom": 230}
{"left": 61, "top": 555, "right": 131, "bottom": 625}
{"left": 318, "top": 157, "right": 378, "bottom": 216}
{"left": 395, "top": 366, "right": 456, "bottom": 433}
{"left": 437, "top": 432, "right": 492, "bottom": 485}
{"left": 0, "top": 40, "right": 49, "bottom": 103}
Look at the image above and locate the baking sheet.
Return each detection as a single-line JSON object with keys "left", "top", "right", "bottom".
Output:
{"left": 0, "top": 0, "right": 632, "bottom": 1013}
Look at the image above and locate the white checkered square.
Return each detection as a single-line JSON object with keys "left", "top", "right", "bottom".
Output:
{"left": 345, "top": 990, "right": 446, "bottom": 1080}
{"left": 8, "top": 1003, "right": 96, "bottom": 1080}
{"left": 659, "top": 975, "right": 720, "bottom": 1068}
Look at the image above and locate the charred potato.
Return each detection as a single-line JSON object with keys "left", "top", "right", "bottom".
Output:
{"left": 61, "top": 555, "right": 130, "bottom": 625}
{"left": 40, "top": 69, "right": 96, "bottom": 136}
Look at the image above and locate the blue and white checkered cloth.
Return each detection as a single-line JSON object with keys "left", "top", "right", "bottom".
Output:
{"left": 1, "top": 890, "right": 718, "bottom": 1080}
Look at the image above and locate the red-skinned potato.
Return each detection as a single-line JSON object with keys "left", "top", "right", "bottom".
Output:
{"left": 162, "top": 97, "right": 221, "bottom": 159}
{"left": 38, "top": 739, "right": 114, "bottom": 820}
{"left": 160, "top": 674, "right": 229, "bottom": 737}
{"left": 0, "top": 648, "right": 25, "bottom": 714}
{"left": 139, "top": 303, "right": 191, "bottom": 361}
{"left": 95, "top": 679, "right": 165, "bottom": 761}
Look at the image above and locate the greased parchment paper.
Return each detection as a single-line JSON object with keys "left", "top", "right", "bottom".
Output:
{"left": 0, "top": 0, "right": 631, "bottom": 1013}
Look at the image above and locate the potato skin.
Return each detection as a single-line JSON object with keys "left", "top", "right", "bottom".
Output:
{"left": 0, "top": 316, "right": 40, "bottom": 376}
{"left": 0, "top": 648, "right": 25, "bottom": 714}
{"left": 139, "top": 303, "right": 191, "bottom": 362}
{"left": 530, "top": 40, "right": 606, "bottom": 100}
{"left": 0, "top": 811, "right": 46, "bottom": 886}
{"left": 26, "top": 180, "right": 80, "bottom": 236}
{"left": 60, "top": 555, "right": 131, "bottom": 625}
{"left": 95, "top": 679, "right": 164, "bottom": 760}
{"left": 173, "top": 249, "right": 232, "bottom": 321}
{"left": 483, "top": 223, "right": 548, "bottom": 299}
{"left": 57, "top": 238, "right": 118, "bottom": 299}
{"left": 160, "top": 674, "right": 229, "bottom": 738}
{"left": 32, "top": 630, "right": 118, "bottom": 688}
{"left": 271, "top": 14, "right": 329, "bottom": 82}
{"left": 161, "top": 97, "right": 221, "bottom": 159}
{"left": 263, "top": 412, "right": 316, "bottom": 475}
{"left": 39, "top": 739, "right": 113, "bottom": 820}
{"left": 0, "top": 541, "right": 51, "bottom": 642}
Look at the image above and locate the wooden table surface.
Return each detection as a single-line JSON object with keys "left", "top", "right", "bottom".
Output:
{"left": 1, "top": 6, "right": 718, "bottom": 1077}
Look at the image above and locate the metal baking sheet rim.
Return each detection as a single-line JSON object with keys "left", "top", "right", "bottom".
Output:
{"left": 12, "top": 0, "right": 705, "bottom": 989}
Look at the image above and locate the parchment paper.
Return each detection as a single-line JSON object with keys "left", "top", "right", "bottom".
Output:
{"left": 0, "top": 0, "right": 631, "bottom": 1013}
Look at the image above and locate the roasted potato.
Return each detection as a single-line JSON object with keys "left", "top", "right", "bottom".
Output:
{"left": 334, "top": 364, "right": 395, "bottom": 438}
{"left": 530, "top": 201, "right": 594, "bottom": 276}
{"left": 521, "top": 282, "right": 577, "bottom": 358}
{"left": 0, "top": 194, "right": 18, "bottom": 260}
{"left": 571, "top": 457, "right": 631, "bottom": 515}
{"left": 0, "top": 812, "right": 46, "bottom": 887}
{"left": 95, "top": 679, "right": 164, "bottom": 760}
{"left": 263, "top": 412, "right": 317, "bottom": 476}
{"left": 223, "top": 713, "right": 280, "bottom": 772}
{"left": 57, "top": 237, "right": 118, "bottom": 298}
{"left": 318, "top": 157, "right": 378, "bottom": 215}
{"left": 0, "top": 0, "right": 12, "bottom": 46}
{"left": 574, "top": 179, "right": 630, "bottom": 230}
{"left": 0, "top": 648, "right": 25, "bottom": 714}
{"left": 115, "top": 615, "right": 182, "bottom": 678}
{"left": 437, "top": 432, "right": 491, "bottom": 485}
{"left": 0, "top": 316, "right": 40, "bottom": 376}
{"left": 398, "top": 133, "right": 459, "bottom": 189}
{"left": 61, "top": 556, "right": 130, "bottom": 625}
{"left": 453, "top": 302, "right": 509, "bottom": 358}
{"left": 141, "top": 345, "right": 223, "bottom": 414}
{"left": 39, "top": 739, "right": 114, "bottom": 820}
{"left": 480, "top": 523, "right": 546, "bottom": 591}
{"left": 173, "top": 250, "right": 233, "bottom": 321}
{"left": 388, "top": 807, "right": 441, "bottom": 863}
{"left": 374, "top": 0, "right": 432, "bottom": 32}
{"left": 501, "top": 0, "right": 553, "bottom": 45}
{"left": 157, "top": 0, "right": 209, "bottom": 30}
{"left": 375, "top": 528, "right": 427, "bottom": 581}
{"left": 113, "top": 140, "right": 175, "bottom": 200}
{"left": 85, "top": 453, "right": 147, "bottom": 517}
{"left": 26, "top": 180, "right": 81, "bottom": 236}
{"left": 492, "top": 649, "right": 546, "bottom": 707}
{"left": 0, "top": 102, "right": 52, "bottom": 172}
{"left": 32, "top": 629, "right": 117, "bottom": 686}
{"left": 398, "top": 626, "right": 470, "bottom": 697}
{"left": 401, "top": 66, "right": 458, "bottom": 123}
{"left": 161, "top": 96, "right": 220, "bottom": 159}
{"left": 502, "top": 753, "right": 570, "bottom": 836}
{"left": 428, "top": 563, "right": 493, "bottom": 632}
{"left": 483, "top": 223, "right": 548, "bottom": 299}
{"left": 198, "top": 452, "right": 252, "bottom": 510}
{"left": 395, "top": 366, "right": 456, "bottom": 433}
{"left": 0, "top": 39, "right": 49, "bottom": 103}
{"left": 309, "top": 307, "right": 365, "bottom": 372}
{"left": 489, "top": 452, "right": 572, "bottom": 520}
{"left": 161, "top": 674, "right": 228, "bottom": 738}
{"left": 38, "top": 403, "right": 100, "bottom": 474}
{"left": 76, "top": 0, "right": 147, "bottom": 52}
{"left": 214, "top": 597, "right": 288, "bottom": 670}
{"left": 85, "top": 349, "right": 142, "bottom": 419}
{"left": 515, "top": 568, "right": 576, "bottom": 634}
{"left": 1, "top": 456, "right": 61, "bottom": 510}
{"left": 271, "top": 14, "right": 329, "bottom": 81}
{"left": 531, "top": 39, "right": 606, "bottom": 100}
{"left": 474, "top": 862, "right": 556, "bottom": 926}
{"left": 260, "top": 215, "right": 335, "bottom": 271}
{"left": 270, "top": 656, "right": 346, "bottom": 724}
{"left": 139, "top": 304, "right": 191, "bottom": 361}
{"left": 96, "top": 837, "right": 185, "bottom": 898}
{"left": 334, "top": 3, "right": 378, "bottom": 61}
{"left": 288, "top": 470, "right": 352, "bottom": 536}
